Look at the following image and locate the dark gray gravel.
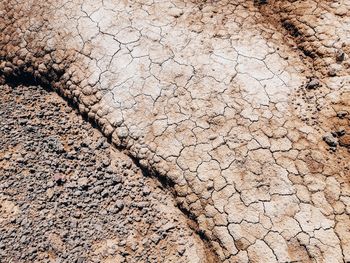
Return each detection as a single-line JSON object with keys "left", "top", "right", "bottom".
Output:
{"left": 0, "top": 85, "right": 207, "bottom": 263}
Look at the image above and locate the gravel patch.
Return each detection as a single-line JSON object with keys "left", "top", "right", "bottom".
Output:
{"left": 0, "top": 84, "right": 208, "bottom": 263}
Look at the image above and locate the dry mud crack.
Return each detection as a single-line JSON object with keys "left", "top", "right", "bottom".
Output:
{"left": 1, "top": 0, "right": 350, "bottom": 262}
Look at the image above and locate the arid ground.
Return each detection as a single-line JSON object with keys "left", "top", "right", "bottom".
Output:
{"left": 1, "top": 0, "right": 350, "bottom": 262}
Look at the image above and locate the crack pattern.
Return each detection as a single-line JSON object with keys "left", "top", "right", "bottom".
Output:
{"left": 1, "top": 0, "right": 350, "bottom": 262}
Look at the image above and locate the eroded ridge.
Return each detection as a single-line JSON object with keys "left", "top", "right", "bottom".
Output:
{"left": 1, "top": 0, "right": 350, "bottom": 262}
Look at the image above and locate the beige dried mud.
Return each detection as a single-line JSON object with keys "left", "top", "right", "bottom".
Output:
{"left": 1, "top": 0, "right": 350, "bottom": 262}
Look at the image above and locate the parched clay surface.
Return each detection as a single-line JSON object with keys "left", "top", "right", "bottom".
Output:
{"left": 1, "top": 0, "right": 350, "bottom": 262}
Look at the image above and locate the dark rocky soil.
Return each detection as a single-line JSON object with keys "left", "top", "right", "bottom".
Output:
{"left": 0, "top": 84, "right": 207, "bottom": 263}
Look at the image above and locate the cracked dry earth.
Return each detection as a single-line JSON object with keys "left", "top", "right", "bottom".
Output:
{"left": 1, "top": 0, "right": 350, "bottom": 262}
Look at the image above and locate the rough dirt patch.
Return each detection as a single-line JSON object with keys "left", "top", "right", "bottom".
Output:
{"left": 255, "top": 0, "right": 350, "bottom": 78}
{"left": 0, "top": 84, "right": 213, "bottom": 263}
{"left": 1, "top": 0, "right": 350, "bottom": 262}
